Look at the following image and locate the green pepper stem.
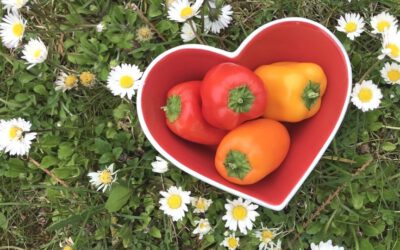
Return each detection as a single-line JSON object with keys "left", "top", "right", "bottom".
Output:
{"left": 228, "top": 85, "right": 255, "bottom": 113}
{"left": 224, "top": 150, "right": 252, "bottom": 180}
{"left": 163, "top": 95, "right": 181, "bottom": 123}
{"left": 302, "top": 81, "right": 321, "bottom": 110}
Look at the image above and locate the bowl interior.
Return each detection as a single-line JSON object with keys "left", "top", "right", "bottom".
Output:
{"left": 140, "top": 20, "right": 349, "bottom": 207}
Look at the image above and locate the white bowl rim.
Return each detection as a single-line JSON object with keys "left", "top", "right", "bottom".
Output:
{"left": 136, "top": 17, "right": 352, "bottom": 211}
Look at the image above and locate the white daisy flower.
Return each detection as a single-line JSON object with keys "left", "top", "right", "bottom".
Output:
{"left": 0, "top": 10, "right": 26, "bottom": 49}
{"left": 205, "top": 4, "right": 233, "bottom": 34}
{"left": 79, "top": 71, "right": 96, "bottom": 87}
{"left": 222, "top": 197, "right": 259, "bottom": 234}
{"left": 96, "top": 22, "right": 104, "bottom": 32}
{"left": 273, "top": 239, "right": 282, "bottom": 250}
{"left": 167, "top": 0, "right": 204, "bottom": 23}
{"left": 379, "top": 28, "right": 400, "bottom": 62}
{"left": 136, "top": 25, "right": 153, "bottom": 42}
{"left": 380, "top": 62, "right": 400, "bottom": 84}
{"left": 59, "top": 237, "right": 74, "bottom": 250}
{"left": 191, "top": 196, "right": 212, "bottom": 213}
{"left": 181, "top": 21, "right": 196, "bottom": 42}
{"left": 310, "top": 240, "right": 344, "bottom": 250}
{"left": 165, "top": 0, "right": 176, "bottom": 7}
{"left": 159, "top": 186, "right": 191, "bottom": 221}
{"left": 371, "top": 12, "right": 398, "bottom": 34}
{"left": 336, "top": 13, "right": 365, "bottom": 40}
{"left": 88, "top": 164, "right": 118, "bottom": 192}
{"left": 151, "top": 156, "right": 169, "bottom": 173}
{"left": 21, "top": 38, "right": 47, "bottom": 69}
{"left": 0, "top": 118, "right": 36, "bottom": 156}
{"left": 55, "top": 71, "right": 78, "bottom": 92}
{"left": 192, "top": 218, "right": 211, "bottom": 239}
{"left": 351, "top": 80, "right": 383, "bottom": 112}
{"left": 106, "top": 63, "right": 143, "bottom": 99}
{"left": 254, "top": 225, "right": 281, "bottom": 250}
{"left": 221, "top": 233, "right": 240, "bottom": 250}
{"left": 1, "top": 0, "right": 28, "bottom": 12}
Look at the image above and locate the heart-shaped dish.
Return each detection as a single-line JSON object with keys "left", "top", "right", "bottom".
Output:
{"left": 137, "top": 17, "right": 352, "bottom": 210}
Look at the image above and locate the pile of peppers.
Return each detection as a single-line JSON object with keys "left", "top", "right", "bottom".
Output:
{"left": 163, "top": 62, "right": 327, "bottom": 185}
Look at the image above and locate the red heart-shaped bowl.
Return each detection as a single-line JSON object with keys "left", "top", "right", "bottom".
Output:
{"left": 137, "top": 17, "right": 351, "bottom": 210}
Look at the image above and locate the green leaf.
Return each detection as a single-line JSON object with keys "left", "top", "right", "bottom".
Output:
{"left": 41, "top": 156, "right": 59, "bottom": 168}
{"left": 40, "top": 135, "right": 61, "bottom": 147}
{"left": 98, "top": 152, "right": 114, "bottom": 164}
{"left": 149, "top": 226, "right": 161, "bottom": 238}
{"left": 33, "top": 84, "right": 48, "bottom": 95}
{"left": 361, "top": 223, "right": 385, "bottom": 237}
{"left": 4, "top": 159, "right": 26, "bottom": 178}
{"left": 360, "top": 239, "right": 374, "bottom": 250}
{"left": 105, "top": 184, "right": 132, "bottom": 213}
{"left": 306, "top": 222, "right": 322, "bottom": 234}
{"left": 148, "top": 0, "right": 162, "bottom": 17}
{"left": 58, "top": 143, "right": 74, "bottom": 159}
{"left": 94, "top": 139, "right": 112, "bottom": 154}
{"left": 113, "top": 103, "right": 131, "bottom": 119}
{"left": 18, "top": 72, "right": 36, "bottom": 84}
{"left": 14, "top": 93, "right": 30, "bottom": 102}
{"left": 382, "top": 142, "right": 396, "bottom": 152}
{"left": 352, "top": 193, "right": 364, "bottom": 210}
{"left": 0, "top": 213, "right": 8, "bottom": 230}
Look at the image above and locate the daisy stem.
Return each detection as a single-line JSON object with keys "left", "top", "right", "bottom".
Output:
{"left": 46, "top": 61, "right": 78, "bottom": 74}
{"left": 358, "top": 60, "right": 380, "bottom": 83}
{"left": 128, "top": 3, "right": 167, "bottom": 42}
{"left": 321, "top": 155, "right": 356, "bottom": 164}
{"left": 189, "top": 21, "right": 206, "bottom": 45}
{"left": 28, "top": 157, "right": 69, "bottom": 188}
{"left": 382, "top": 125, "right": 400, "bottom": 130}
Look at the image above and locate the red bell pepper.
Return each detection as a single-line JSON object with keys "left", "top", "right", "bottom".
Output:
{"left": 201, "top": 63, "right": 267, "bottom": 130}
{"left": 163, "top": 81, "right": 227, "bottom": 145}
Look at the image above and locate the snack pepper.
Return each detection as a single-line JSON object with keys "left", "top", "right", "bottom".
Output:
{"left": 255, "top": 62, "right": 327, "bottom": 122}
{"left": 163, "top": 81, "right": 226, "bottom": 145}
{"left": 215, "top": 119, "right": 290, "bottom": 185}
{"left": 201, "top": 63, "right": 267, "bottom": 130}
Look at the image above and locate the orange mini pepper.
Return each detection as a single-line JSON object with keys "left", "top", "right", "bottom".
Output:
{"left": 255, "top": 62, "right": 327, "bottom": 122}
{"left": 215, "top": 119, "right": 290, "bottom": 185}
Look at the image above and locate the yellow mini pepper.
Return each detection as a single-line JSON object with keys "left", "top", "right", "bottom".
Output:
{"left": 254, "top": 62, "right": 327, "bottom": 122}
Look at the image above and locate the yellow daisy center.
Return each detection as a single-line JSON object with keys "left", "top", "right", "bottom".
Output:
{"left": 261, "top": 230, "right": 274, "bottom": 242}
{"left": 345, "top": 22, "right": 357, "bottom": 33}
{"left": 80, "top": 71, "right": 95, "bottom": 86}
{"left": 196, "top": 199, "right": 206, "bottom": 210}
{"left": 180, "top": 6, "right": 193, "bottom": 19}
{"left": 99, "top": 170, "right": 113, "bottom": 184}
{"left": 12, "top": 23, "right": 24, "bottom": 37}
{"left": 167, "top": 194, "right": 182, "bottom": 209}
{"left": 64, "top": 75, "right": 77, "bottom": 87}
{"left": 386, "top": 43, "right": 400, "bottom": 58}
{"left": 358, "top": 88, "right": 373, "bottom": 103}
{"left": 119, "top": 75, "right": 134, "bottom": 89}
{"left": 138, "top": 27, "right": 152, "bottom": 39}
{"left": 227, "top": 237, "right": 238, "bottom": 248}
{"left": 16, "top": 0, "right": 23, "bottom": 6}
{"left": 33, "top": 49, "right": 41, "bottom": 58}
{"left": 62, "top": 246, "right": 73, "bottom": 250}
{"left": 232, "top": 205, "right": 247, "bottom": 221}
{"left": 199, "top": 222, "right": 208, "bottom": 230}
{"left": 388, "top": 69, "right": 400, "bottom": 82}
{"left": 377, "top": 20, "right": 390, "bottom": 32}
{"left": 9, "top": 126, "right": 23, "bottom": 140}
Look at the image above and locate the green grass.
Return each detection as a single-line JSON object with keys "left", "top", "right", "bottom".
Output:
{"left": 1, "top": 0, "right": 400, "bottom": 249}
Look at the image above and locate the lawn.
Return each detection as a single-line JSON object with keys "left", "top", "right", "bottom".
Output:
{"left": 0, "top": 0, "right": 399, "bottom": 249}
